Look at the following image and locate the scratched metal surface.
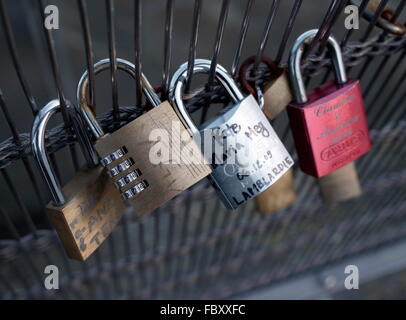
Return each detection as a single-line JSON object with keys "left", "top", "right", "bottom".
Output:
{"left": 0, "top": 0, "right": 405, "bottom": 299}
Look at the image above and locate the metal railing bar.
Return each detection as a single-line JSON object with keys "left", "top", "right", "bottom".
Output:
{"left": 318, "top": 0, "right": 348, "bottom": 49}
{"left": 230, "top": 0, "right": 255, "bottom": 78}
{"left": 346, "top": 1, "right": 392, "bottom": 81}
{"left": 161, "top": 0, "right": 175, "bottom": 99}
{"left": 0, "top": 0, "right": 39, "bottom": 115}
{"left": 184, "top": 0, "right": 202, "bottom": 93}
{"left": 134, "top": 0, "right": 142, "bottom": 106}
{"left": 106, "top": 0, "right": 120, "bottom": 128}
{"left": 275, "top": 0, "right": 303, "bottom": 65}
{"left": 0, "top": 88, "right": 49, "bottom": 210}
{"left": 372, "top": 65, "right": 406, "bottom": 128}
{"left": 207, "top": 0, "right": 230, "bottom": 87}
{"left": 304, "top": 0, "right": 344, "bottom": 87}
{"left": 301, "top": 0, "right": 341, "bottom": 62}
{"left": 77, "top": 0, "right": 96, "bottom": 110}
{"left": 1, "top": 169, "right": 38, "bottom": 235}
{"left": 253, "top": 0, "right": 280, "bottom": 73}
{"left": 341, "top": 0, "right": 371, "bottom": 46}
{"left": 37, "top": 0, "right": 80, "bottom": 171}
{"left": 361, "top": 0, "right": 390, "bottom": 42}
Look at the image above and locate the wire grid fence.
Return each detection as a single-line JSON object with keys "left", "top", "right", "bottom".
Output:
{"left": 0, "top": 0, "right": 405, "bottom": 299}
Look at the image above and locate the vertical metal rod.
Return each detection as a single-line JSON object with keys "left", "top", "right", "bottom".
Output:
{"left": 185, "top": 0, "right": 202, "bottom": 93}
{"left": 231, "top": 0, "right": 255, "bottom": 78}
{"left": 360, "top": 0, "right": 390, "bottom": 42}
{"left": 106, "top": 0, "right": 120, "bottom": 128}
{"left": 161, "top": 0, "right": 175, "bottom": 99}
{"left": 318, "top": 0, "right": 348, "bottom": 49}
{"left": 0, "top": 90, "right": 46, "bottom": 207}
{"left": 301, "top": 0, "right": 340, "bottom": 62}
{"left": 275, "top": 0, "right": 303, "bottom": 64}
{"left": 37, "top": 0, "right": 79, "bottom": 171}
{"left": 207, "top": 0, "right": 230, "bottom": 87}
{"left": 341, "top": 0, "right": 371, "bottom": 46}
{"left": 253, "top": 0, "right": 280, "bottom": 72}
{"left": 355, "top": 2, "right": 405, "bottom": 81}
{"left": 134, "top": 0, "right": 142, "bottom": 106}
{"left": 0, "top": 0, "right": 39, "bottom": 114}
{"left": 371, "top": 66, "right": 406, "bottom": 128}
{"left": 77, "top": 0, "right": 96, "bottom": 110}
{"left": 1, "top": 169, "right": 38, "bottom": 235}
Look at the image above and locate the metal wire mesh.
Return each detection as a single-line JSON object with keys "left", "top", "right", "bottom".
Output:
{"left": 0, "top": 0, "right": 405, "bottom": 299}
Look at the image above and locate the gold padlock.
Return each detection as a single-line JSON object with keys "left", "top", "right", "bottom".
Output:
{"left": 31, "top": 99, "right": 125, "bottom": 260}
{"left": 78, "top": 58, "right": 211, "bottom": 216}
{"left": 239, "top": 55, "right": 292, "bottom": 120}
{"left": 239, "top": 56, "right": 297, "bottom": 214}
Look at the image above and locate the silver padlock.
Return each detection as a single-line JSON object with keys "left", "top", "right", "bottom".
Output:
{"left": 169, "top": 59, "right": 294, "bottom": 209}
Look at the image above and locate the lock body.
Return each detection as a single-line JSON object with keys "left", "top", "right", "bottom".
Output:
{"left": 263, "top": 70, "right": 293, "bottom": 120}
{"left": 288, "top": 79, "right": 371, "bottom": 178}
{"left": 94, "top": 101, "right": 211, "bottom": 216}
{"left": 47, "top": 166, "right": 125, "bottom": 261}
{"left": 201, "top": 95, "right": 294, "bottom": 209}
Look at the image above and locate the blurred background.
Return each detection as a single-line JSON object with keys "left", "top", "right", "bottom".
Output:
{"left": 0, "top": 0, "right": 405, "bottom": 299}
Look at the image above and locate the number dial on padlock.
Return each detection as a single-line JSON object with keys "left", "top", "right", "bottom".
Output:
{"left": 95, "top": 101, "right": 211, "bottom": 216}
{"left": 78, "top": 59, "right": 211, "bottom": 216}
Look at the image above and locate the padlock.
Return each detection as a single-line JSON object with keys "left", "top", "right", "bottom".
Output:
{"left": 287, "top": 29, "right": 372, "bottom": 178}
{"left": 239, "top": 55, "right": 292, "bottom": 120}
{"left": 239, "top": 56, "right": 297, "bottom": 214}
{"left": 169, "top": 59, "right": 294, "bottom": 210}
{"left": 78, "top": 58, "right": 211, "bottom": 216}
{"left": 31, "top": 99, "right": 125, "bottom": 261}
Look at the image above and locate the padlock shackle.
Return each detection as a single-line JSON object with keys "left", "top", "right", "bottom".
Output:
{"left": 31, "top": 99, "right": 99, "bottom": 206}
{"left": 169, "top": 59, "right": 244, "bottom": 135}
{"left": 289, "top": 29, "right": 347, "bottom": 104}
{"left": 77, "top": 58, "right": 161, "bottom": 139}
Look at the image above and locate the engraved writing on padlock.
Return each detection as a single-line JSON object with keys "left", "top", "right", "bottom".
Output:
{"left": 78, "top": 59, "right": 211, "bottom": 216}
{"left": 287, "top": 30, "right": 372, "bottom": 178}
{"left": 31, "top": 100, "right": 125, "bottom": 261}
{"left": 239, "top": 56, "right": 297, "bottom": 214}
{"left": 169, "top": 59, "right": 294, "bottom": 210}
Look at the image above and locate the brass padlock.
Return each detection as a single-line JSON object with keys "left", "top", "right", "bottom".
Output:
{"left": 239, "top": 56, "right": 292, "bottom": 120}
{"left": 78, "top": 58, "right": 211, "bottom": 216}
{"left": 31, "top": 99, "right": 125, "bottom": 261}
{"left": 239, "top": 56, "right": 297, "bottom": 214}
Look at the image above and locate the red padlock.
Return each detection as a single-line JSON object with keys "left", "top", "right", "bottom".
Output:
{"left": 287, "top": 30, "right": 371, "bottom": 178}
